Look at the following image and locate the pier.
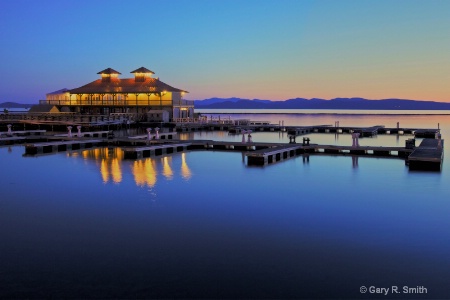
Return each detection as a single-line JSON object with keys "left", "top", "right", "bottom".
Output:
{"left": 246, "top": 144, "right": 413, "bottom": 166}
{"left": 123, "top": 143, "right": 191, "bottom": 159}
{"left": 0, "top": 129, "right": 46, "bottom": 137}
{"left": 24, "top": 139, "right": 105, "bottom": 155}
{"left": 1, "top": 118, "right": 443, "bottom": 171}
{"left": 0, "top": 136, "right": 28, "bottom": 146}
{"left": 54, "top": 130, "right": 111, "bottom": 138}
{"left": 12, "top": 135, "right": 444, "bottom": 170}
{"left": 2, "top": 115, "right": 441, "bottom": 139}
{"left": 127, "top": 132, "right": 177, "bottom": 140}
{"left": 408, "top": 139, "right": 444, "bottom": 171}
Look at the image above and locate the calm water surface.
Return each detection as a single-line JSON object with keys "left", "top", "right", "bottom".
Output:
{"left": 1, "top": 112, "right": 450, "bottom": 298}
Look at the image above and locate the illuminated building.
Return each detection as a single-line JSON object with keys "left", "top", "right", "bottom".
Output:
{"left": 41, "top": 67, "right": 194, "bottom": 120}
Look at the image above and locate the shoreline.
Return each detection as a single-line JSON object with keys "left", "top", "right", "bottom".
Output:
{"left": 196, "top": 111, "right": 450, "bottom": 116}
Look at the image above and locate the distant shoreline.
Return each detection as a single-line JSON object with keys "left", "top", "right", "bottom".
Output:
{"left": 195, "top": 109, "right": 450, "bottom": 116}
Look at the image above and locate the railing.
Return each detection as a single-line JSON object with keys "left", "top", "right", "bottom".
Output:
{"left": 40, "top": 99, "right": 195, "bottom": 107}
{"left": 173, "top": 117, "right": 248, "bottom": 125}
{"left": 173, "top": 117, "right": 208, "bottom": 123}
{"left": 0, "top": 112, "right": 135, "bottom": 123}
{"left": 173, "top": 99, "right": 195, "bottom": 106}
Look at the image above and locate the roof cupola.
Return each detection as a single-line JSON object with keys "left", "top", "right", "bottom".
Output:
{"left": 130, "top": 67, "right": 155, "bottom": 82}
{"left": 97, "top": 68, "right": 121, "bottom": 83}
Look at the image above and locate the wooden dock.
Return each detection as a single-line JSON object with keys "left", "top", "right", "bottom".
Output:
{"left": 288, "top": 125, "right": 439, "bottom": 138}
{"left": 123, "top": 143, "right": 191, "bottom": 159}
{"left": 408, "top": 139, "right": 444, "bottom": 171}
{"left": 0, "top": 121, "right": 441, "bottom": 171}
{"left": 0, "top": 136, "right": 27, "bottom": 146}
{"left": 54, "top": 130, "right": 111, "bottom": 138}
{"left": 127, "top": 132, "right": 177, "bottom": 140}
{"left": 0, "top": 129, "right": 46, "bottom": 137}
{"left": 247, "top": 145, "right": 304, "bottom": 165}
{"left": 246, "top": 144, "right": 413, "bottom": 166}
{"left": 24, "top": 139, "right": 105, "bottom": 155}
{"left": 186, "top": 140, "right": 283, "bottom": 152}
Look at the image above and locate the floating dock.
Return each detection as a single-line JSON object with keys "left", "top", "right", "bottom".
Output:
{"left": 127, "top": 132, "right": 177, "bottom": 140}
{"left": 0, "top": 129, "right": 46, "bottom": 137}
{"left": 2, "top": 121, "right": 442, "bottom": 171}
{"left": 24, "top": 139, "right": 105, "bottom": 155}
{"left": 0, "top": 136, "right": 27, "bottom": 146}
{"left": 54, "top": 131, "right": 111, "bottom": 138}
{"left": 408, "top": 139, "right": 444, "bottom": 171}
{"left": 123, "top": 143, "right": 191, "bottom": 159}
{"left": 246, "top": 144, "right": 413, "bottom": 166}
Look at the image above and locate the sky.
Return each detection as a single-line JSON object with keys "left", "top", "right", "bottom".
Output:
{"left": 1, "top": 0, "right": 449, "bottom": 103}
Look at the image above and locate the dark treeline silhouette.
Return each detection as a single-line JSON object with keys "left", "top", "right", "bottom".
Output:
{"left": 194, "top": 97, "right": 450, "bottom": 110}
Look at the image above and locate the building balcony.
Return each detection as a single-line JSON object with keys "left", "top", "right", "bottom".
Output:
{"left": 40, "top": 99, "right": 195, "bottom": 107}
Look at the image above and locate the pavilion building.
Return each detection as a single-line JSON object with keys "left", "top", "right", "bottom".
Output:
{"left": 41, "top": 67, "right": 194, "bottom": 120}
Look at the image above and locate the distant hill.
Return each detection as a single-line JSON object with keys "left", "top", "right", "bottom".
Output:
{"left": 194, "top": 97, "right": 450, "bottom": 110}
{"left": 197, "top": 97, "right": 273, "bottom": 106}
{"left": 0, "top": 102, "right": 34, "bottom": 108}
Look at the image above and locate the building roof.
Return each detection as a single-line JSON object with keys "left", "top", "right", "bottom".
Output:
{"left": 47, "top": 88, "right": 69, "bottom": 95}
{"left": 97, "top": 68, "right": 121, "bottom": 75}
{"left": 130, "top": 67, "right": 155, "bottom": 74}
{"left": 68, "top": 77, "right": 188, "bottom": 94}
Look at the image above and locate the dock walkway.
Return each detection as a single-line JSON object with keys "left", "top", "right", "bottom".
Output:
{"left": 408, "top": 139, "right": 444, "bottom": 170}
{"left": 54, "top": 131, "right": 110, "bottom": 138}
{"left": 123, "top": 143, "right": 192, "bottom": 159}
{"left": 246, "top": 143, "right": 413, "bottom": 166}
{"left": 0, "top": 130, "right": 46, "bottom": 137}
{"left": 127, "top": 132, "right": 177, "bottom": 140}
{"left": 25, "top": 139, "right": 104, "bottom": 155}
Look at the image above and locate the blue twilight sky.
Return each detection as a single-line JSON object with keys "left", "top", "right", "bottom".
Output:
{"left": 1, "top": 0, "right": 450, "bottom": 103}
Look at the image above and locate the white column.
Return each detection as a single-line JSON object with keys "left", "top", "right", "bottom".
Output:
{"left": 67, "top": 126, "right": 73, "bottom": 138}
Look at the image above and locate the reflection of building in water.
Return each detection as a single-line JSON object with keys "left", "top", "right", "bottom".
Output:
{"left": 67, "top": 147, "right": 193, "bottom": 186}
{"left": 132, "top": 159, "right": 157, "bottom": 187}
{"left": 75, "top": 148, "right": 124, "bottom": 184}
{"left": 181, "top": 153, "right": 192, "bottom": 179}
{"left": 110, "top": 159, "right": 122, "bottom": 183}
{"left": 215, "top": 131, "right": 226, "bottom": 138}
{"left": 162, "top": 157, "right": 173, "bottom": 180}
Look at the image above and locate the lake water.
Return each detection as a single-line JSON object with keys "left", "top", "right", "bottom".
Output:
{"left": 1, "top": 111, "right": 450, "bottom": 298}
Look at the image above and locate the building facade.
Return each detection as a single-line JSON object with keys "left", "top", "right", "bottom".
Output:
{"left": 41, "top": 67, "right": 194, "bottom": 120}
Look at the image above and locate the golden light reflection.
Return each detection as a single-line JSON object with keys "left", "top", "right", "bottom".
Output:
{"left": 100, "top": 159, "right": 109, "bottom": 183}
{"left": 131, "top": 159, "right": 157, "bottom": 187}
{"left": 79, "top": 148, "right": 124, "bottom": 184}
{"left": 67, "top": 152, "right": 80, "bottom": 157}
{"left": 162, "top": 157, "right": 173, "bottom": 180}
{"left": 68, "top": 147, "right": 193, "bottom": 186}
{"left": 180, "top": 153, "right": 192, "bottom": 180}
{"left": 110, "top": 158, "right": 122, "bottom": 183}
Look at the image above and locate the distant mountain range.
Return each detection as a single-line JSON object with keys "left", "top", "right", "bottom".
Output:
{"left": 194, "top": 97, "right": 450, "bottom": 110}
{"left": 3, "top": 98, "right": 450, "bottom": 110}
{"left": 0, "top": 102, "right": 34, "bottom": 108}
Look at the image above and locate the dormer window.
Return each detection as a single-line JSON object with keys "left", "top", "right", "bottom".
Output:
{"left": 130, "top": 67, "right": 155, "bottom": 82}
{"left": 97, "top": 68, "right": 121, "bottom": 83}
